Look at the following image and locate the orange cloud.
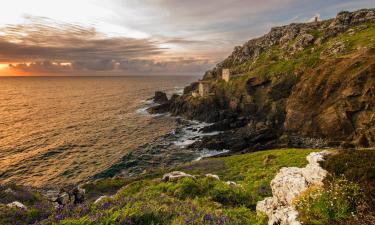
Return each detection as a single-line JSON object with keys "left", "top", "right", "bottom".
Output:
{"left": 0, "top": 17, "right": 215, "bottom": 76}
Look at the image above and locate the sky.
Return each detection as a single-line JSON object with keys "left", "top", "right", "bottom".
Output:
{"left": 0, "top": 0, "right": 374, "bottom": 76}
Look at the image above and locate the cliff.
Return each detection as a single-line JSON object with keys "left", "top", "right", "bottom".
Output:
{"left": 152, "top": 9, "right": 375, "bottom": 151}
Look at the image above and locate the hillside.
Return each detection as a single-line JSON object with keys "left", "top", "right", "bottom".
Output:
{"left": 0, "top": 149, "right": 319, "bottom": 224}
{"left": 151, "top": 9, "right": 375, "bottom": 151}
{"left": 1, "top": 149, "right": 374, "bottom": 225}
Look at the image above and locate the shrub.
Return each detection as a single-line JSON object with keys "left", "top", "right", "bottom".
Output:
{"left": 321, "top": 150, "right": 375, "bottom": 209}
{"left": 295, "top": 178, "right": 363, "bottom": 225}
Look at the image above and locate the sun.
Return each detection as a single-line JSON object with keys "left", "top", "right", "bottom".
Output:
{"left": 0, "top": 63, "right": 29, "bottom": 76}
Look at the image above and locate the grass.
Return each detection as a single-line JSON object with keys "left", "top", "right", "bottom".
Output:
{"left": 295, "top": 150, "right": 375, "bottom": 225}
{"left": 0, "top": 149, "right": 316, "bottom": 225}
{"left": 215, "top": 22, "right": 375, "bottom": 97}
{"left": 295, "top": 178, "right": 363, "bottom": 225}
{"left": 321, "top": 150, "right": 375, "bottom": 210}
{"left": 178, "top": 149, "right": 316, "bottom": 204}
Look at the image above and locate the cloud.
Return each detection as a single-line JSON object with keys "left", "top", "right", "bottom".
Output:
{"left": 118, "top": 58, "right": 211, "bottom": 75}
{"left": 0, "top": 17, "right": 213, "bottom": 75}
{"left": 9, "top": 61, "right": 72, "bottom": 72}
{"left": 1, "top": 1, "right": 374, "bottom": 76}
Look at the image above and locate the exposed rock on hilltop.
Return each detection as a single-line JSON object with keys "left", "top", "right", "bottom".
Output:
{"left": 151, "top": 8, "right": 375, "bottom": 150}
{"left": 203, "top": 9, "right": 375, "bottom": 79}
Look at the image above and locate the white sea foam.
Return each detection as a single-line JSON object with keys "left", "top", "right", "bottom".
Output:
{"left": 136, "top": 99, "right": 160, "bottom": 116}
{"left": 195, "top": 149, "right": 230, "bottom": 161}
{"left": 173, "top": 119, "right": 221, "bottom": 148}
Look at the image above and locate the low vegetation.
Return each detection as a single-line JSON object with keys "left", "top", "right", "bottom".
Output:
{"left": 295, "top": 178, "right": 363, "bottom": 225}
{"left": 1, "top": 149, "right": 374, "bottom": 225}
{"left": 0, "top": 149, "right": 315, "bottom": 225}
{"left": 293, "top": 149, "right": 375, "bottom": 225}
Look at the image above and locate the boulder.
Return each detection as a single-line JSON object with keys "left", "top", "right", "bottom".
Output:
{"left": 153, "top": 91, "right": 168, "bottom": 104}
{"left": 257, "top": 151, "right": 332, "bottom": 225}
{"left": 147, "top": 102, "right": 171, "bottom": 114}
{"left": 162, "top": 171, "right": 196, "bottom": 182}
{"left": 306, "top": 151, "right": 329, "bottom": 165}
{"left": 269, "top": 206, "right": 301, "bottom": 225}
{"left": 292, "top": 34, "right": 315, "bottom": 52}
{"left": 271, "top": 167, "right": 308, "bottom": 205}
{"left": 256, "top": 197, "right": 275, "bottom": 217}
{"left": 302, "top": 164, "right": 327, "bottom": 186}
{"left": 44, "top": 189, "right": 60, "bottom": 202}
{"left": 72, "top": 186, "right": 85, "bottom": 204}
{"left": 56, "top": 192, "right": 70, "bottom": 205}
{"left": 7, "top": 201, "right": 27, "bottom": 210}
{"left": 225, "top": 181, "right": 238, "bottom": 186}
{"left": 205, "top": 174, "right": 220, "bottom": 180}
{"left": 4, "top": 188, "right": 14, "bottom": 194}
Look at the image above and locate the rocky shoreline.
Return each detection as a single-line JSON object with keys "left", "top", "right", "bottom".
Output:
{"left": 149, "top": 8, "right": 375, "bottom": 151}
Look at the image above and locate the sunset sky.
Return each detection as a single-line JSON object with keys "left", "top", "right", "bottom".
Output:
{"left": 0, "top": 0, "right": 374, "bottom": 76}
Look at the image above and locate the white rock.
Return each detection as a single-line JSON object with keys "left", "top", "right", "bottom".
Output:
{"left": 94, "top": 195, "right": 110, "bottom": 204}
{"left": 306, "top": 151, "right": 328, "bottom": 165}
{"left": 256, "top": 151, "right": 332, "bottom": 225}
{"left": 7, "top": 201, "right": 27, "bottom": 210}
{"left": 302, "top": 163, "right": 327, "bottom": 186}
{"left": 256, "top": 197, "right": 276, "bottom": 217}
{"left": 205, "top": 174, "right": 220, "bottom": 180}
{"left": 225, "top": 181, "right": 238, "bottom": 186}
{"left": 4, "top": 188, "right": 14, "bottom": 194}
{"left": 269, "top": 206, "right": 301, "bottom": 225}
{"left": 162, "top": 171, "right": 196, "bottom": 182}
{"left": 271, "top": 167, "right": 308, "bottom": 205}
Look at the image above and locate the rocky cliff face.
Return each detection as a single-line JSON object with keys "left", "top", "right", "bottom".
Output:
{"left": 203, "top": 9, "right": 375, "bottom": 80}
{"left": 151, "top": 9, "right": 375, "bottom": 151}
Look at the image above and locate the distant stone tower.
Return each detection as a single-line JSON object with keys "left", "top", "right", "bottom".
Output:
{"left": 198, "top": 81, "right": 211, "bottom": 97}
{"left": 222, "top": 69, "right": 231, "bottom": 82}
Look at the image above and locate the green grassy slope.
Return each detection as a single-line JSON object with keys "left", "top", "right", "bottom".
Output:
{"left": 0, "top": 149, "right": 317, "bottom": 225}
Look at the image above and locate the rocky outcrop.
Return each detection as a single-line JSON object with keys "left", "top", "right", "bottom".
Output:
{"left": 256, "top": 151, "right": 332, "bottom": 225}
{"left": 162, "top": 171, "right": 196, "bottom": 182}
{"left": 153, "top": 91, "right": 169, "bottom": 104}
{"left": 205, "top": 174, "right": 220, "bottom": 180}
{"left": 195, "top": 9, "right": 375, "bottom": 80}
{"left": 54, "top": 186, "right": 85, "bottom": 206}
{"left": 7, "top": 201, "right": 27, "bottom": 210}
{"left": 156, "top": 8, "right": 375, "bottom": 150}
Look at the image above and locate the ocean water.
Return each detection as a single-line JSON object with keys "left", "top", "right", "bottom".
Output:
{"left": 0, "top": 76, "right": 197, "bottom": 187}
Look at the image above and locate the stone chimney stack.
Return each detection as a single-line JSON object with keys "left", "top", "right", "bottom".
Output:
{"left": 222, "top": 69, "right": 231, "bottom": 82}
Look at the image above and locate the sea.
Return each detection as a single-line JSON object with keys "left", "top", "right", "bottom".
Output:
{"left": 0, "top": 76, "right": 200, "bottom": 187}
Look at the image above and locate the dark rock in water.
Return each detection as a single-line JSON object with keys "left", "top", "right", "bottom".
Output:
{"left": 153, "top": 91, "right": 168, "bottom": 104}
{"left": 147, "top": 102, "right": 171, "bottom": 114}
{"left": 201, "top": 117, "right": 247, "bottom": 133}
